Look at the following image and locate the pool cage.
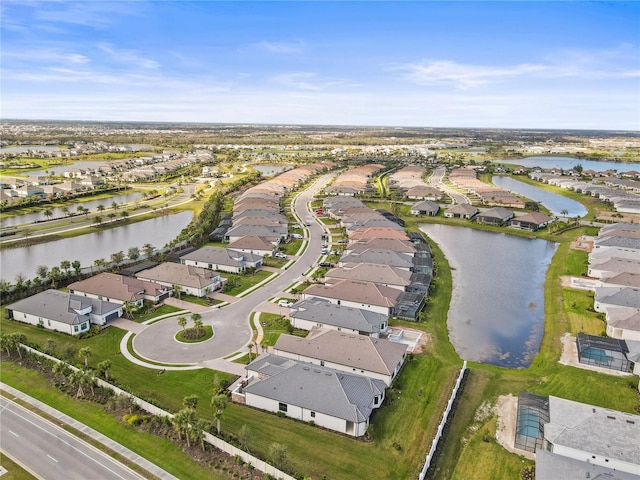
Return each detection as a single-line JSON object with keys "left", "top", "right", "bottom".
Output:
{"left": 576, "top": 333, "right": 632, "bottom": 373}
{"left": 515, "top": 392, "right": 550, "bottom": 453}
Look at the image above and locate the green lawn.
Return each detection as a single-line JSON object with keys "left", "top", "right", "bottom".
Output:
{"left": 258, "top": 312, "right": 306, "bottom": 347}
{"left": 221, "top": 270, "right": 273, "bottom": 296}
{"left": 133, "top": 304, "right": 183, "bottom": 323}
{"left": 0, "top": 451, "right": 36, "bottom": 480}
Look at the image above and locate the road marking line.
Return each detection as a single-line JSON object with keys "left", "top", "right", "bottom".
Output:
{"left": 9, "top": 430, "right": 19, "bottom": 437}
{"left": 47, "top": 454, "right": 58, "bottom": 463}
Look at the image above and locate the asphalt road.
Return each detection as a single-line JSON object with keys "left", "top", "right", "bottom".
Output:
{"left": 0, "top": 397, "right": 145, "bottom": 480}
{"left": 132, "top": 172, "right": 336, "bottom": 364}
{"left": 429, "top": 165, "right": 470, "bottom": 204}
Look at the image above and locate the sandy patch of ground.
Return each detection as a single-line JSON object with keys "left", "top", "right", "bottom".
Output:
{"left": 570, "top": 235, "right": 594, "bottom": 252}
{"left": 495, "top": 394, "right": 535, "bottom": 461}
{"left": 559, "top": 332, "right": 632, "bottom": 377}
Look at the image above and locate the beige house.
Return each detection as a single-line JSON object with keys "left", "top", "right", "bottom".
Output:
{"left": 68, "top": 272, "right": 171, "bottom": 306}
{"left": 136, "top": 263, "right": 223, "bottom": 297}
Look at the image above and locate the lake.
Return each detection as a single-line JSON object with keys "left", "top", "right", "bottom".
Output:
{"left": 499, "top": 156, "right": 640, "bottom": 172}
{"left": 1, "top": 191, "right": 146, "bottom": 227}
{"left": 1, "top": 211, "right": 192, "bottom": 282}
{"left": 491, "top": 176, "right": 587, "bottom": 217}
{"left": 420, "top": 224, "right": 557, "bottom": 368}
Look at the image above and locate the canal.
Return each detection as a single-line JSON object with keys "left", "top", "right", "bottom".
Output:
{"left": 1, "top": 211, "right": 192, "bottom": 282}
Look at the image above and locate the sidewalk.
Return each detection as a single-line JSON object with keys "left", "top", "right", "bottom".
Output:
{"left": 0, "top": 382, "right": 179, "bottom": 480}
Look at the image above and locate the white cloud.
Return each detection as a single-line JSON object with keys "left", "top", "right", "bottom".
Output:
{"left": 392, "top": 47, "right": 640, "bottom": 89}
{"left": 271, "top": 72, "right": 341, "bottom": 91}
{"left": 98, "top": 43, "right": 160, "bottom": 69}
{"left": 3, "top": 48, "right": 90, "bottom": 65}
{"left": 250, "top": 40, "right": 305, "bottom": 54}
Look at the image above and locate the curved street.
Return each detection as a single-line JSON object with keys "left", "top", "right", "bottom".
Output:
{"left": 131, "top": 173, "right": 335, "bottom": 365}
{"left": 429, "top": 165, "right": 470, "bottom": 204}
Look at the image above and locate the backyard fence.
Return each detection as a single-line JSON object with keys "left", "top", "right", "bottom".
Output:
{"left": 419, "top": 360, "right": 467, "bottom": 480}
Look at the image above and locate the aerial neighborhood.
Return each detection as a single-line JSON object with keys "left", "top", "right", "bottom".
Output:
{"left": 1, "top": 122, "right": 640, "bottom": 480}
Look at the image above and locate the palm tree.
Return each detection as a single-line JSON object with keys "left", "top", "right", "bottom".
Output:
{"left": 191, "top": 313, "right": 203, "bottom": 332}
{"left": 61, "top": 206, "right": 70, "bottom": 217}
{"left": 142, "top": 243, "right": 155, "bottom": 258}
{"left": 36, "top": 265, "right": 49, "bottom": 282}
{"left": 172, "top": 408, "right": 196, "bottom": 447}
{"left": 183, "top": 394, "right": 199, "bottom": 410}
{"left": 111, "top": 251, "right": 125, "bottom": 265}
{"left": 210, "top": 394, "right": 228, "bottom": 435}
{"left": 68, "top": 369, "right": 85, "bottom": 398}
{"left": 52, "top": 361, "right": 70, "bottom": 381}
{"left": 127, "top": 247, "right": 140, "bottom": 261}
{"left": 177, "top": 316, "right": 188, "bottom": 331}
{"left": 111, "top": 201, "right": 119, "bottom": 212}
{"left": 79, "top": 346, "right": 92, "bottom": 368}
{"left": 60, "top": 260, "right": 71, "bottom": 276}
{"left": 72, "top": 260, "right": 82, "bottom": 276}
{"left": 173, "top": 284, "right": 183, "bottom": 300}
{"left": 108, "top": 212, "right": 117, "bottom": 223}
{"left": 97, "top": 359, "right": 112, "bottom": 381}
{"left": 120, "top": 210, "right": 129, "bottom": 221}
{"left": 97, "top": 204, "right": 105, "bottom": 214}
{"left": 43, "top": 208, "right": 53, "bottom": 221}
{"left": 93, "top": 215, "right": 103, "bottom": 226}
{"left": 191, "top": 419, "right": 210, "bottom": 451}
{"left": 560, "top": 209, "right": 569, "bottom": 217}
{"left": 47, "top": 266, "right": 62, "bottom": 287}
{"left": 247, "top": 342, "right": 254, "bottom": 362}
{"left": 238, "top": 424, "right": 252, "bottom": 452}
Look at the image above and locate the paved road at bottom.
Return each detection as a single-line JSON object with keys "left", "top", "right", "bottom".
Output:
{"left": 0, "top": 397, "right": 145, "bottom": 480}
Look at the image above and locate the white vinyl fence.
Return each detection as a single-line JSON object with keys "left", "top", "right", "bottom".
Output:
{"left": 419, "top": 360, "right": 467, "bottom": 480}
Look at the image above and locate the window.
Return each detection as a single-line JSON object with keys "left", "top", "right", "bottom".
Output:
{"left": 74, "top": 326, "right": 79, "bottom": 332}
{"left": 48, "top": 320, "right": 51, "bottom": 327}
{"left": 374, "top": 396, "right": 379, "bottom": 405}
{"left": 320, "top": 361, "right": 324, "bottom": 366}
{"left": 278, "top": 403, "right": 287, "bottom": 413}
{"left": 310, "top": 412, "right": 315, "bottom": 418}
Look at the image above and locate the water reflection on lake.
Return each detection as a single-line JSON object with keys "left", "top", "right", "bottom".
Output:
{"left": 499, "top": 156, "right": 640, "bottom": 172}
{"left": 1, "top": 191, "right": 146, "bottom": 227}
{"left": 492, "top": 176, "right": 587, "bottom": 217}
{"left": 1, "top": 211, "right": 192, "bottom": 282}
{"left": 420, "top": 224, "right": 557, "bottom": 368}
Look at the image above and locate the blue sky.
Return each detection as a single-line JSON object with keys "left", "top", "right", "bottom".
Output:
{"left": 2, "top": 1, "right": 639, "bottom": 130}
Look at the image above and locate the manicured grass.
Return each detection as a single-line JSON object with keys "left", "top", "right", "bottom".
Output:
{"left": 180, "top": 294, "right": 217, "bottom": 307}
{"left": 133, "top": 304, "right": 183, "bottom": 323}
{"left": 0, "top": 363, "right": 227, "bottom": 480}
{"left": 279, "top": 239, "right": 302, "bottom": 255}
{"left": 562, "top": 289, "right": 605, "bottom": 335}
{"left": 259, "top": 313, "right": 306, "bottom": 347}
{"left": 221, "top": 270, "right": 273, "bottom": 296}
{"left": 175, "top": 326, "right": 214, "bottom": 343}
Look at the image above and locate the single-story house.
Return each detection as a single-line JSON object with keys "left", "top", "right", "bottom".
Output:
{"left": 605, "top": 307, "right": 640, "bottom": 341}
{"left": 588, "top": 257, "right": 640, "bottom": 279}
{"left": 180, "top": 246, "right": 263, "bottom": 273}
{"left": 346, "top": 238, "right": 417, "bottom": 256}
{"left": 68, "top": 272, "right": 171, "bottom": 306}
{"left": 510, "top": 212, "right": 552, "bottom": 231}
{"left": 303, "top": 279, "right": 401, "bottom": 315}
{"left": 273, "top": 328, "right": 407, "bottom": 386}
{"left": 288, "top": 298, "right": 389, "bottom": 337}
{"left": 444, "top": 204, "right": 478, "bottom": 219}
{"left": 475, "top": 207, "right": 514, "bottom": 225}
{"left": 136, "top": 263, "right": 223, "bottom": 297}
{"left": 405, "top": 185, "right": 443, "bottom": 200}
{"left": 594, "top": 287, "right": 640, "bottom": 312}
{"left": 325, "top": 263, "right": 412, "bottom": 291}
{"left": 517, "top": 392, "right": 640, "bottom": 477}
{"left": 224, "top": 224, "right": 287, "bottom": 243}
{"left": 339, "top": 249, "right": 414, "bottom": 271}
{"left": 239, "top": 354, "right": 386, "bottom": 437}
{"left": 410, "top": 200, "right": 440, "bottom": 216}
{"left": 223, "top": 236, "right": 276, "bottom": 258}
{"left": 7, "top": 289, "right": 122, "bottom": 334}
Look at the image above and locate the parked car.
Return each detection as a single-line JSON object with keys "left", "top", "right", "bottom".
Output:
{"left": 315, "top": 209, "right": 324, "bottom": 214}
{"left": 319, "top": 262, "right": 334, "bottom": 268}
{"left": 321, "top": 247, "right": 329, "bottom": 254}
{"left": 275, "top": 252, "right": 287, "bottom": 258}
{"left": 290, "top": 233, "right": 303, "bottom": 239}
{"left": 278, "top": 300, "right": 293, "bottom": 307}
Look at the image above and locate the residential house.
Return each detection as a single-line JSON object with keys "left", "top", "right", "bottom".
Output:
{"left": 239, "top": 354, "right": 386, "bottom": 437}
{"left": 475, "top": 207, "right": 514, "bottom": 225}
{"left": 405, "top": 185, "right": 443, "bottom": 200}
{"left": 588, "top": 257, "right": 640, "bottom": 279}
{"left": 339, "top": 250, "right": 414, "bottom": 271}
{"left": 444, "top": 204, "right": 478, "bottom": 219}
{"left": 288, "top": 298, "right": 389, "bottom": 337}
{"left": 226, "top": 236, "right": 276, "bottom": 257}
{"left": 303, "top": 279, "right": 402, "bottom": 315}
{"left": 68, "top": 272, "right": 171, "bottom": 306}
{"left": 345, "top": 238, "right": 417, "bottom": 256}
{"left": 224, "top": 224, "right": 287, "bottom": 243}
{"left": 7, "top": 289, "right": 122, "bottom": 334}
{"left": 410, "top": 200, "right": 440, "bottom": 216}
{"left": 273, "top": 328, "right": 407, "bottom": 386}
{"left": 325, "top": 263, "right": 412, "bottom": 291}
{"left": 510, "top": 212, "right": 552, "bottom": 231}
{"left": 180, "top": 246, "right": 263, "bottom": 273}
{"left": 605, "top": 308, "right": 640, "bottom": 341}
{"left": 349, "top": 228, "right": 410, "bottom": 241}
{"left": 594, "top": 287, "right": 640, "bottom": 312}
{"left": 136, "top": 263, "right": 223, "bottom": 297}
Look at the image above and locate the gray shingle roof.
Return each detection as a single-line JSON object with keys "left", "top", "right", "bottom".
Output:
{"left": 8, "top": 289, "right": 119, "bottom": 325}
{"left": 274, "top": 329, "right": 407, "bottom": 375}
{"left": 244, "top": 354, "right": 386, "bottom": 422}
{"left": 340, "top": 249, "right": 414, "bottom": 269}
{"left": 180, "top": 247, "right": 262, "bottom": 267}
{"left": 290, "top": 298, "right": 388, "bottom": 333}
{"left": 325, "top": 263, "right": 412, "bottom": 288}
{"left": 596, "top": 287, "right": 640, "bottom": 309}
{"left": 304, "top": 279, "right": 402, "bottom": 307}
